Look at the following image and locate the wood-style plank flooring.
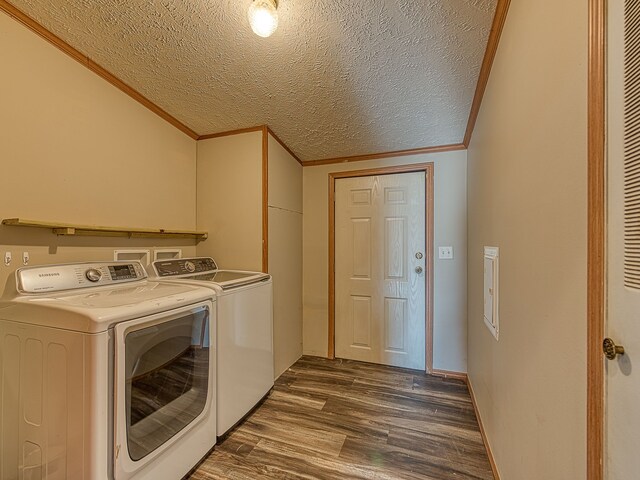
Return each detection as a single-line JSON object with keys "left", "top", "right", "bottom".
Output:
{"left": 189, "top": 356, "right": 493, "bottom": 480}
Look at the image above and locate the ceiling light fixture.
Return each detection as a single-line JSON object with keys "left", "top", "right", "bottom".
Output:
{"left": 248, "top": 0, "right": 279, "bottom": 38}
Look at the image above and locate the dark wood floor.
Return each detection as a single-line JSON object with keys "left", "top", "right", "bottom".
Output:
{"left": 189, "top": 356, "right": 493, "bottom": 480}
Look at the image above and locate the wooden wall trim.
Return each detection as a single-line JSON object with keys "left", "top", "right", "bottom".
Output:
{"left": 199, "top": 126, "right": 303, "bottom": 166}
{"left": 328, "top": 162, "right": 435, "bottom": 372}
{"left": 0, "top": 0, "right": 199, "bottom": 140}
{"left": 262, "top": 125, "right": 269, "bottom": 274}
{"left": 198, "top": 125, "right": 266, "bottom": 141}
{"left": 266, "top": 127, "right": 303, "bottom": 166}
{"left": 425, "top": 166, "right": 435, "bottom": 373}
{"left": 304, "top": 144, "right": 465, "bottom": 167}
{"left": 587, "top": 0, "right": 606, "bottom": 478}
{"left": 467, "top": 378, "right": 501, "bottom": 480}
{"left": 462, "top": 0, "right": 511, "bottom": 147}
{"left": 328, "top": 173, "right": 336, "bottom": 359}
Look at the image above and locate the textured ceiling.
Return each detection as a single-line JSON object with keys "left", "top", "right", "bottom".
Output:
{"left": 8, "top": 0, "right": 497, "bottom": 161}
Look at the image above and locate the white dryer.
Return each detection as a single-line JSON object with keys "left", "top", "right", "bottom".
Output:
{"left": 147, "top": 257, "right": 273, "bottom": 436}
{"left": 0, "top": 261, "right": 217, "bottom": 480}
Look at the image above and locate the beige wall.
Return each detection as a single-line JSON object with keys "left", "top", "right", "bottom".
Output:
{"left": 466, "top": 0, "right": 587, "bottom": 477}
{"left": 0, "top": 11, "right": 197, "bottom": 289}
{"left": 303, "top": 150, "right": 468, "bottom": 372}
{"left": 196, "top": 132, "right": 263, "bottom": 271}
{"left": 268, "top": 134, "right": 303, "bottom": 376}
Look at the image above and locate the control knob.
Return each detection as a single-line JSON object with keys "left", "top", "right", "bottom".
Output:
{"left": 85, "top": 268, "right": 102, "bottom": 282}
{"left": 185, "top": 261, "right": 196, "bottom": 273}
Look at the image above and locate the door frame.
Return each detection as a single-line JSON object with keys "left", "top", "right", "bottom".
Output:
{"left": 587, "top": 0, "right": 605, "bottom": 478}
{"left": 327, "top": 162, "right": 435, "bottom": 373}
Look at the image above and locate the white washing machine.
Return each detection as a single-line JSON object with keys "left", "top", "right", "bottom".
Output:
{"left": 147, "top": 257, "right": 273, "bottom": 436}
{"left": 0, "top": 261, "right": 217, "bottom": 480}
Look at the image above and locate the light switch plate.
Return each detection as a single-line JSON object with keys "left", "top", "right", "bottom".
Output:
{"left": 438, "top": 246, "right": 454, "bottom": 259}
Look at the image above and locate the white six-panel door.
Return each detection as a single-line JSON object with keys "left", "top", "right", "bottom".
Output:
{"left": 334, "top": 172, "right": 426, "bottom": 370}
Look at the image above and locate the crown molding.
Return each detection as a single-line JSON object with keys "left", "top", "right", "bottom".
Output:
{"left": 197, "top": 125, "right": 265, "bottom": 140}
{"left": 463, "top": 0, "right": 512, "bottom": 147}
{"left": 266, "top": 127, "right": 303, "bottom": 166}
{"left": 302, "top": 143, "right": 466, "bottom": 167}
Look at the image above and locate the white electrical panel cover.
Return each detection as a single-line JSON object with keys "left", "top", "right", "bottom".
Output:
{"left": 484, "top": 246, "right": 499, "bottom": 340}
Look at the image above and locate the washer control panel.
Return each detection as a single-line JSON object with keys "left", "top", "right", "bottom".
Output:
{"left": 153, "top": 257, "right": 218, "bottom": 277}
{"left": 17, "top": 261, "right": 147, "bottom": 293}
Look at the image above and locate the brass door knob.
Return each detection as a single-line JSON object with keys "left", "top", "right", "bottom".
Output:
{"left": 603, "top": 338, "right": 625, "bottom": 360}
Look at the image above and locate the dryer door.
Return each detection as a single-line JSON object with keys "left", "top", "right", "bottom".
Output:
{"left": 113, "top": 301, "right": 214, "bottom": 479}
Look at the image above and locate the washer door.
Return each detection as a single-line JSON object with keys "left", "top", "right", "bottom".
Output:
{"left": 113, "top": 301, "right": 213, "bottom": 479}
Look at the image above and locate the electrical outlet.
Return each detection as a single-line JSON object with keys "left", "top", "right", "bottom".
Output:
{"left": 438, "top": 246, "right": 454, "bottom": 260}
{"left": 4, "top": 252, "right": 11, "bottom": 266}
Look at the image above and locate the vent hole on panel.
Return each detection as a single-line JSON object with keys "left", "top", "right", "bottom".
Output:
{"left": 624, "top": 0, "right": 640, "bottom": 289}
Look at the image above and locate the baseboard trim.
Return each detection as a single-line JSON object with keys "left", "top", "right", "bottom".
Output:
{"left": 429, "top": 368, "right": 468, "bottom": 382}
{"left": 467, "top": 377, "right": 501, "bottom": 480}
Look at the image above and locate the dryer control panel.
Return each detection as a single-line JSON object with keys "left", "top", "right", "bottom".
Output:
{"left": 153, "top": 257, "right": 218, "bottom": 277}
{"left": 16, "top": 261, "right": 147, "bottom": 293}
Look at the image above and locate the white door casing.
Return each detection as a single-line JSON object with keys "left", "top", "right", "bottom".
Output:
{"left": 334, "top": 171, "right": 426, "bottom": 370}
{"left": 606, "top": 0, "right": 640, "bottom": 477}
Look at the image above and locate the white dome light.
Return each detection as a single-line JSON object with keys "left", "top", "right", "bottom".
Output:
{"left": 248, "top": 0, "right": 279, "bottom": 38}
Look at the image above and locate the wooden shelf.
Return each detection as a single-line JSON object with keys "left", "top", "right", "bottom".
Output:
{"left": 1, "top": 218, "right": 208, "bottom": 241}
